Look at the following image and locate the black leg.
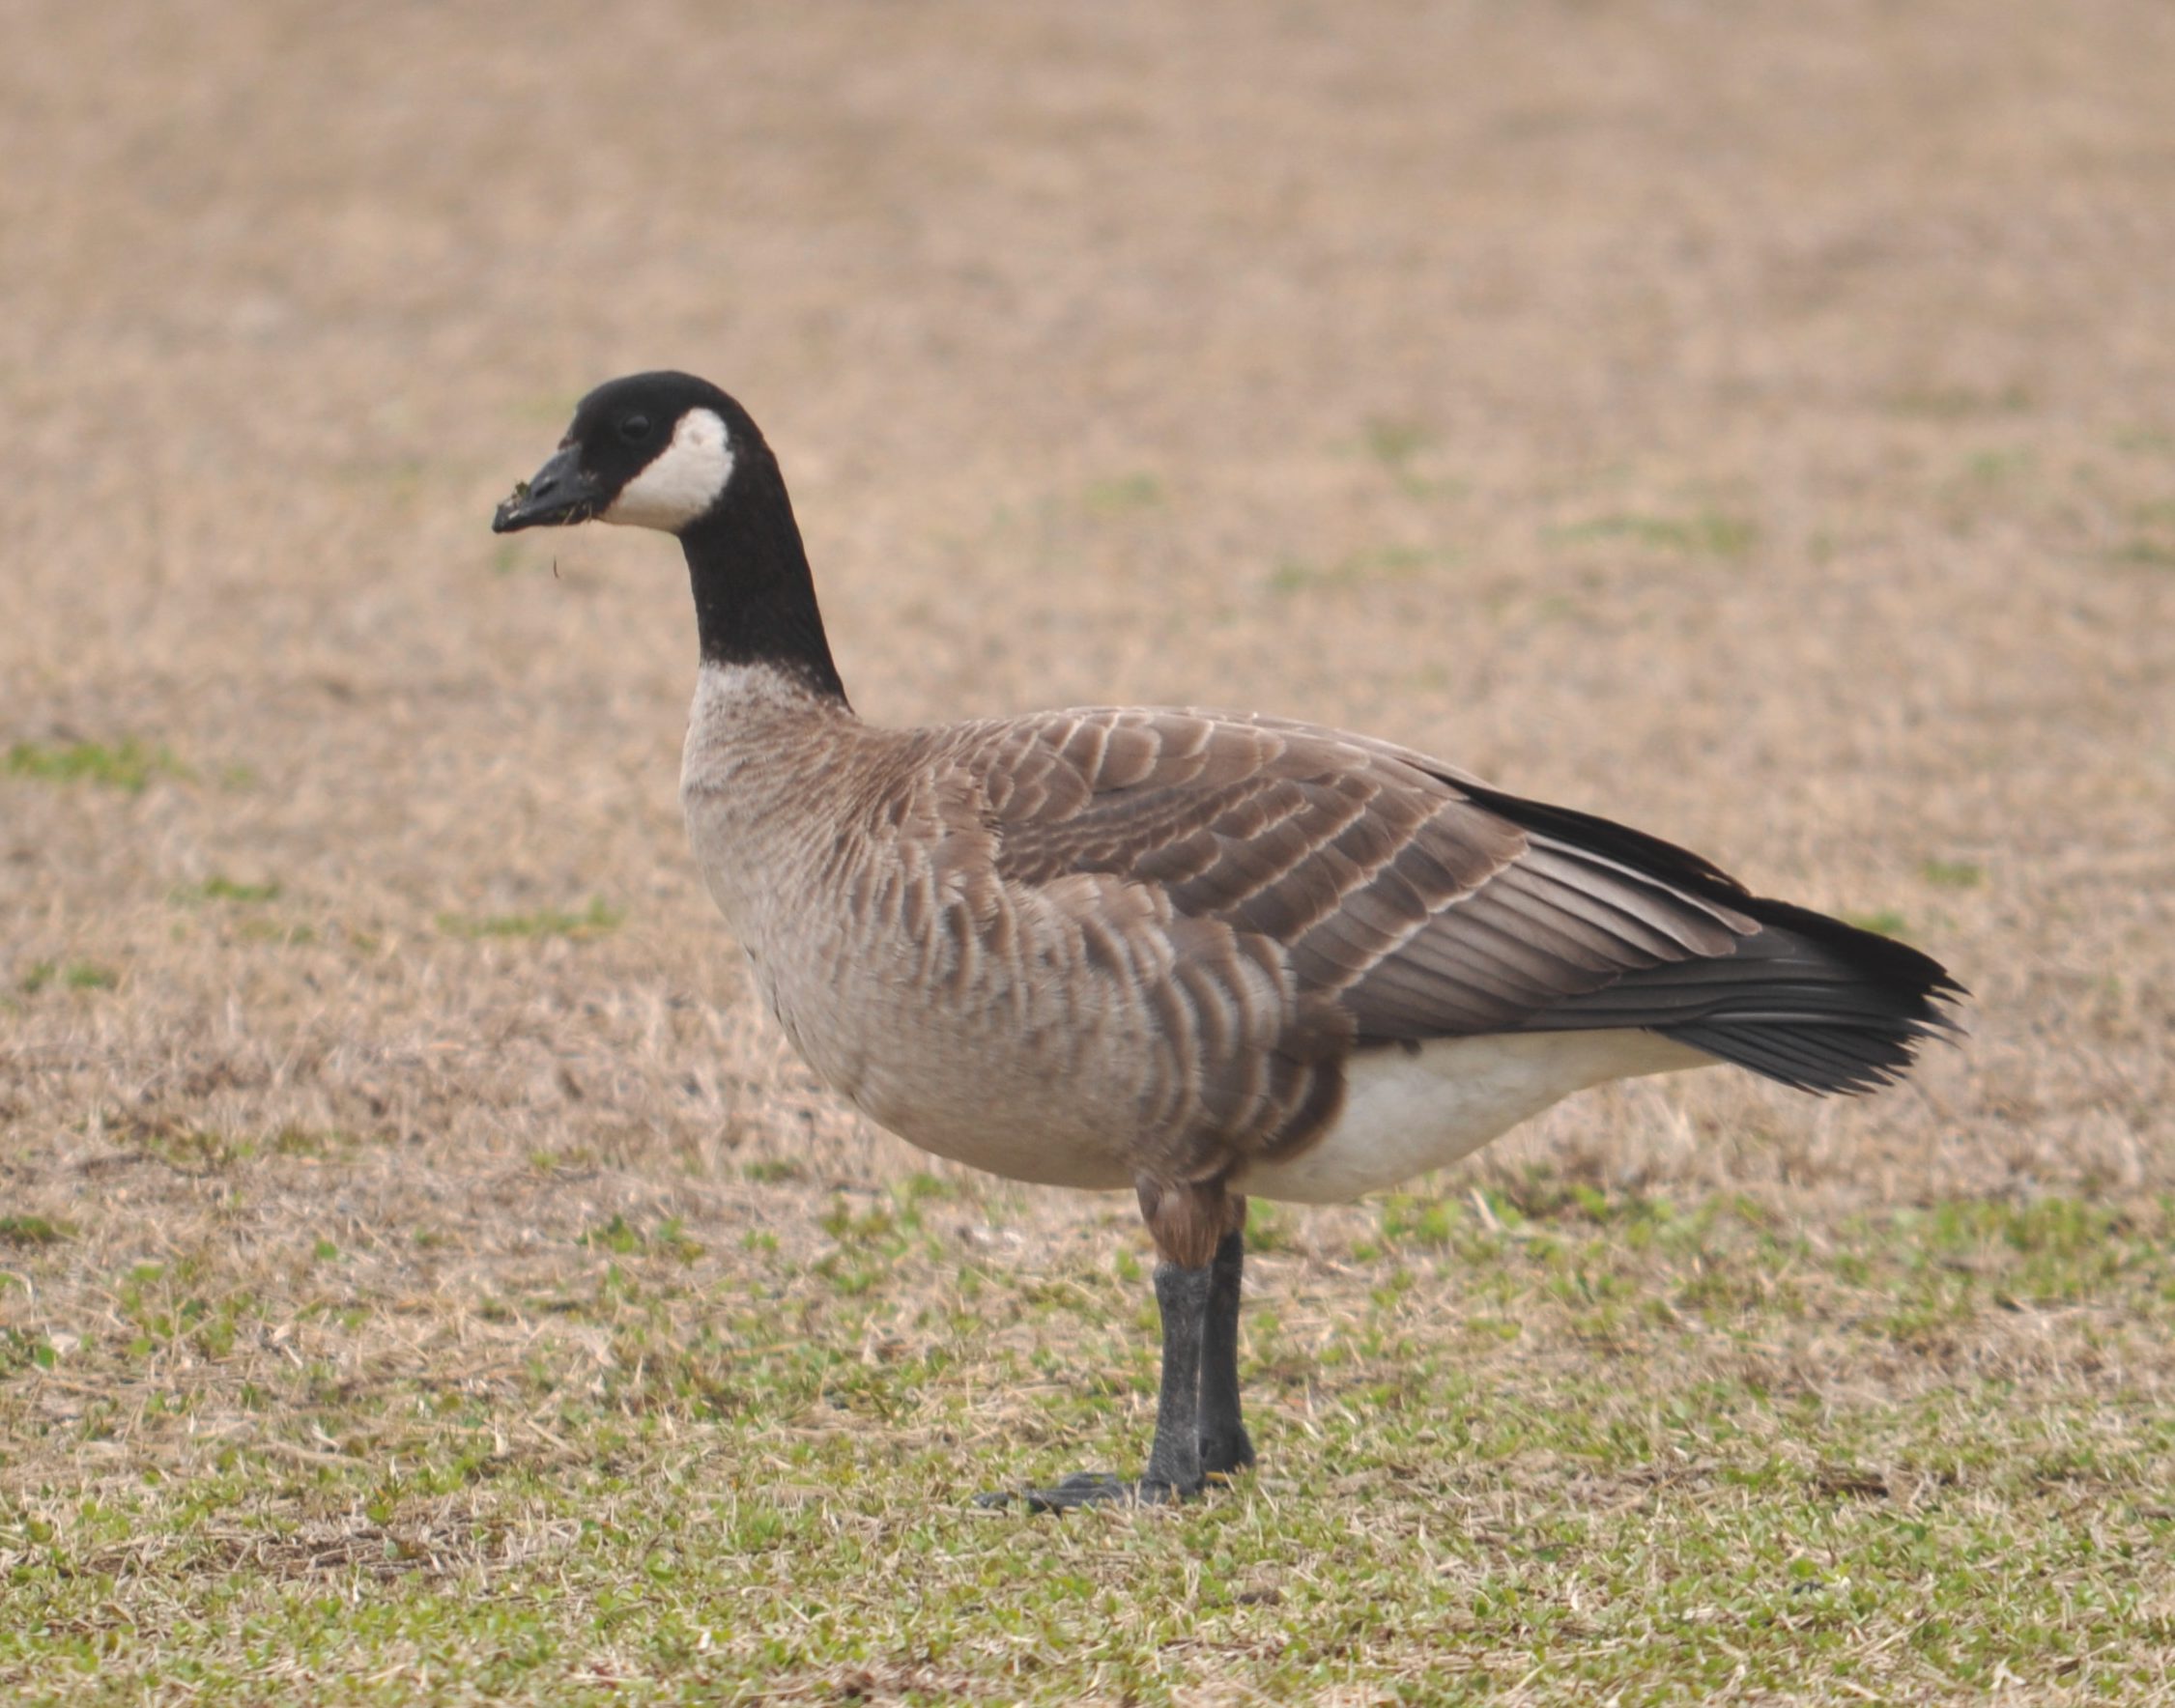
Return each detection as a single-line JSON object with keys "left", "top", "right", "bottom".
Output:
{"left": 1197, "top": 1228, "right": 1255, "bottom": 1477}
{"left": 1139, "top": 1260, "right": 1212, "bottom": 1495}
{"left": 980, "top": 1261, "right": 1215, "bottom": 1511}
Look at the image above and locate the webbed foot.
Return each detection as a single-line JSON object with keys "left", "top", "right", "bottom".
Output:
{"left": 974, "top": 1470, "right": 1197, "bottom": 1512}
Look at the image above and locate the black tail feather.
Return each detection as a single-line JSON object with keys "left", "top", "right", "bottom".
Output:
{"left": 1458, "top": 780, "right": 1968, "bottom": 1096}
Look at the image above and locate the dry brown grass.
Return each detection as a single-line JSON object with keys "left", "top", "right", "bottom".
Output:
{"left": 4, "top": 1, "right": 2173, "bottom": 1701}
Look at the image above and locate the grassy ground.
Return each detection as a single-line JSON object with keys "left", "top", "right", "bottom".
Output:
{"left": 7, "top": 1179, "right": 2174, "bottom": 1702}
{"left": 5, "top": 0, "right": 2174, "bottom": 1701}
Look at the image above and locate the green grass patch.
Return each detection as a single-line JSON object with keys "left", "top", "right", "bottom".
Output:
{"left": 0, "top": 1215, "right": 72, "bottom": 1247}
{"left": 1080, "top": 472, "right": 1166, "bottom": 515}
{"left": 1268, "top": 543, "right": 1461, "bottom": 593}
{"left": 1887, "top": 383, "right": 2035, "bottom": 418}
{"left": 438, "top": 897, "right": 624, "bottom": 941}
{"left": 122, "top": 1124, "right": 248, "bottom": 1174}
{"left": 19, "top": 959, "right": 118, "bottom": 994}
{"left": 1921, "top": 858, "right": 1985, "bottom": 889}
{"left": 1961, "top": 445, "right": 2033, "bottom": 483}
{"left": 171, "top": 875, "right": 283, "bottom": 904}
{"left": 267, "top": 1125, "right": 370, "bottom": 1159}
{"left": 579, "top": 1214, "right": 705, "bottom": 1264}
{"left": 4, "top": 1189, "right": 2171, "bottom": 1703}
{"left": 234, "top": 917, "right": 317, "bottom": 945}
{"left": 1351, "top": 416, "right": 1465, "bottom": 498}
{"left": 1549, "top": 510, "right": 1760, "bottom": 558}
{"left": 741, "top": 1159, "right": 806, "bottom": 1184}
{"left": 4, "top": 738, "right": 185, "bottom": 793}
{"left": 1360, "top": 416, "right": 1439, "bottom": 468}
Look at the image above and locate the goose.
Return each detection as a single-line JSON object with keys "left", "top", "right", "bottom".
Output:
{"left": 492, "top": 371, "right": 1963, "bottom": 1510}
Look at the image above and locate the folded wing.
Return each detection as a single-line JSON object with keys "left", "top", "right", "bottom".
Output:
{"left": 976, "top": 707, "right": 1961, "bottom": 1095}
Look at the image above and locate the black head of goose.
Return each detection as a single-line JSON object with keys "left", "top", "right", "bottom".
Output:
{"left": 495, "top": 372, "right": 1965, "bottom": 1510}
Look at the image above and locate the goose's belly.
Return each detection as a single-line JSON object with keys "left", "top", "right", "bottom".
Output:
{"left": 755, "top": 924, "right": 1708, "bottom": 1201}
{"left": 730, "top": 911, "right": 1152, "bottom": 1193}
{"left": 726, "top": 882, "right": 1710, "bottom": 1203}
{"left": 1235, "top": 1031, "right": 1712, "bottom": 1206}
{"left": 757, "top": 950, "right": 1146, "bottom": 1190}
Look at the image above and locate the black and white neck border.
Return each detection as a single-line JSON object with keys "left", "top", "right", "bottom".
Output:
{"left": 651, "top": 409, "right": 848, "bottom": 703}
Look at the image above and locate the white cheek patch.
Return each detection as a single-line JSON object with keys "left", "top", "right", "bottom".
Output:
{"left": 604, "top": 408, "right": 734, "bottom": 530}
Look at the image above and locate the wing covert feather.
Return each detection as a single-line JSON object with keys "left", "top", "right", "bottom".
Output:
{"left": 949, "top": 706, "right": 1764, "bottom": 1043}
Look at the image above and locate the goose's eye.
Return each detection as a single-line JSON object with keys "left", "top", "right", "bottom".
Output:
{"left": 618, "top": 414, "right": 652, "bottom": 443}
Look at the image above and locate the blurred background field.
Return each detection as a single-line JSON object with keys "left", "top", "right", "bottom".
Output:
{"left": 3, "top": 3, "right": 2172, "bottom": 1702}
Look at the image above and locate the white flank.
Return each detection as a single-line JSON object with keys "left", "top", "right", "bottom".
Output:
{"left": 605, "top": 407, "right": 734, "bottom": 530}
{"left": 1237, "top": 1030, "right": 1713, "bottom": 1205}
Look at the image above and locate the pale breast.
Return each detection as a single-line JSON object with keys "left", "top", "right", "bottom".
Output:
{"left": 677, "top": 666, "right": 1160, "bottom": 1190}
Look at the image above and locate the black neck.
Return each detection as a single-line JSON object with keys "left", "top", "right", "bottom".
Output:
{"left": 680, "top": 442, "right": 848, "bottom": 703}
